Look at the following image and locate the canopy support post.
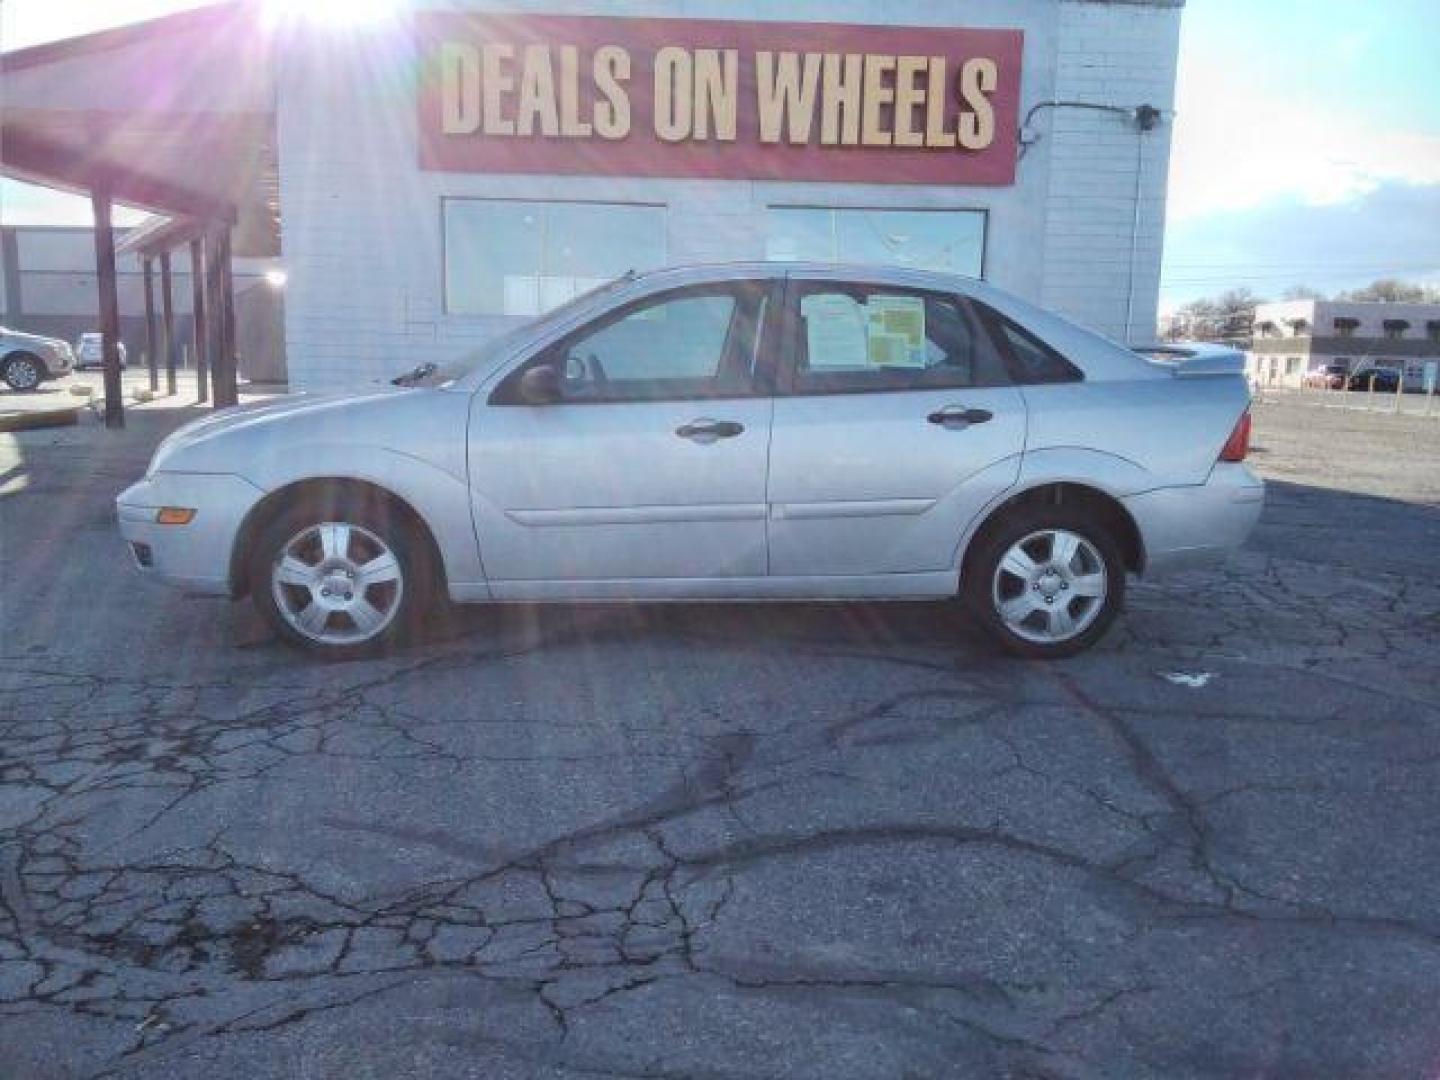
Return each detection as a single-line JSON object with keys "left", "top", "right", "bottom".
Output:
{"left": 160, "top": 251, "right": 177, "bottom": 396}
{"left": 142, "top": 256, "right": 159, "bottom": 394}
{"left": 90, "top": 188, "right": 124, "bottom": 429}
{"left": 190, "top": 237, "right": 209, "bottom": 404}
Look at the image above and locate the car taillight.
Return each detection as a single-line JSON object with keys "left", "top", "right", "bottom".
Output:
{"left": 1219, "top": 410, "right": 1251, "bottom": 462}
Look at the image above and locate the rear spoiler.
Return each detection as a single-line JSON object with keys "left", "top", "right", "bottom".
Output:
{"left": 1134, "top": 343, "right": 1247, "bottom": 377}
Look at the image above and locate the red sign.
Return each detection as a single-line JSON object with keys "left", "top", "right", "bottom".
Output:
{"left": 417, "top": 14, "right": 1023, "bottom": 185}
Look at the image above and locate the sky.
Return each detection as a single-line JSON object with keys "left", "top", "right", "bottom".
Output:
{"left": 1162, "top": 0, "right": 1440, "bottom": 310}
{"left": 3, "top": 0, "right": 1439, "bottom": 312}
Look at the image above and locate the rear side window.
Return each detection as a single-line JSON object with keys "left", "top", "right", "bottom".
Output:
{"left": 978, "top": 306, "right": 1084, "bottom": 385}
{"left": 787, "top": 283, "right": 1009, "bottom": 394}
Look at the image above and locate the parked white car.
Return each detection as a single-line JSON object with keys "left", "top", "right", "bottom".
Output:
{"left": 118, "top": 263, "right": 1263, "bottom": 659}
{"left": 1, "top": 327, "right": 73, "bottom": 390}
{"left": 74, "top": 332, "right": 128, "bottom": 371}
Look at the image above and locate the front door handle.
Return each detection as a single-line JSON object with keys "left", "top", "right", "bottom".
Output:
{"left": 676, "top": 418, "right": 745, "bottom": 443}
{"left": 927, "top": 406, "right": 994, "bottom": 428}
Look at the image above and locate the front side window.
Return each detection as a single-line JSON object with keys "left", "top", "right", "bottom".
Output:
{"left": 444, "top": 199, "right": 666, "bottom": 317}
{"left": 496, "top": 285, "right": 765, "bottom": 404}
{"left": 787, "top": 283, "right": 1005, "bottom": 394}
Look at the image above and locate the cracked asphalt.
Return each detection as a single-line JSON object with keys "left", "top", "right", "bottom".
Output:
{"left": 1, "top": 392, "right": 1438, "bottom": 1078}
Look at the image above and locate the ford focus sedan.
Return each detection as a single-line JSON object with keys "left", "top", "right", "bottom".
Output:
{"left": 117, "top": 263, "right": 1262, "bottom": 660}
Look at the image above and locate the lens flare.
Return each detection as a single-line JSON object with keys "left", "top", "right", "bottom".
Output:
{"left": 262, "top": 0, "right": 400, "bottom": 27}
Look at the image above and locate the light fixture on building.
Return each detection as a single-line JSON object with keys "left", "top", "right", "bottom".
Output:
{"left": 264, "top": 268, "right": 288, "bottom": 289}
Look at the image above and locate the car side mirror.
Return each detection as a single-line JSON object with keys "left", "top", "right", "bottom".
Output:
{"left": 517, "top": 363, "right": 563, "bottom": 405}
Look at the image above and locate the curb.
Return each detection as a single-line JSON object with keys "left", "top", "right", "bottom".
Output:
{"left": 0, "top": 407, "right": 82, "bottom": 432}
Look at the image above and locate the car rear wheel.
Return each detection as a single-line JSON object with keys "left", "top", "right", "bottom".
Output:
{"left": 3, "top": 353, "right": 44, "bottom": 391}
{"left": 249, "top": 492, "right": 435, "bottom": 658}
{"left": 964, "top": 506, "right": 1126, "bottom": 659}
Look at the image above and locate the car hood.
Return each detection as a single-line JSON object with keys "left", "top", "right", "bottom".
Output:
{"left": 3, "top": 329, "right": 67, "bottom": 350}
{"left": 149, "top": 387, "right": 413, "bottom": 474}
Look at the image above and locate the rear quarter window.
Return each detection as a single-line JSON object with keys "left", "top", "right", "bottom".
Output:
{"left": 974, "top": 304, "right": 1084, "bottom": 385}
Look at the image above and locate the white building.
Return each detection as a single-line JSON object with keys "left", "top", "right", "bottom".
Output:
{"left": 2, "top": 0, "right": 1185, "bottom": 394}
{"left": 0, "top": 226, "right": 284, "bottom": 380}
{"left": 1249, "top": 299, "right": 1440, "bottom": 390}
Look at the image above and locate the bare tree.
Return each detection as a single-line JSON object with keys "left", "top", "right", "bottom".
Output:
{"left": 1337, "top": 279, "right": 1429, "bottom": 303}
{"left": 1169, "top": 289, "right": 1263, "bottom": 342}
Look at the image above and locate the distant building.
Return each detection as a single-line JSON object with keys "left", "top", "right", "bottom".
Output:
{"left": 1248, "top": 299, "right": 1440, "bottom": 390}
{"left": 0, "top": 225, "right": 285, "bottom": 382}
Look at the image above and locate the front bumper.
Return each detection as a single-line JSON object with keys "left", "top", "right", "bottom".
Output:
{"left": 117, "top": 472, "right": 266, "bottom": 595}
{"left": 1124, "top": 463, "right": 1265, "bottom": 576}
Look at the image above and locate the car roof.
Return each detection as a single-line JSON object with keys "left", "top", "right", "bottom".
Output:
{"left": 628, "top": 261, "right": 982, "bottom": 291}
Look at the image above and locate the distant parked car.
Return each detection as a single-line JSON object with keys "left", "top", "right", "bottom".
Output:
{"left": 119, "top": 262, "right": 1263, "bottom": 661}
{"left": 74, "top": 333, "right": 128, "bottom": 371}
{"left": 1347, "top": 367, "right": 1400, "bottom": 392}
{"left": 1304, "top": 364, "right": 1348, "bottom": 390}
{"left": 0, "top": 326, "right": 73, "bottom": 391}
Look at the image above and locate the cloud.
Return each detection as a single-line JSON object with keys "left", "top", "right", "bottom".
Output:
{"left": 1162, "top": 180, "right": 1440, "bottom": 306}
{"left": 1167, "top": 57, "right": 1440, "bottom": 222}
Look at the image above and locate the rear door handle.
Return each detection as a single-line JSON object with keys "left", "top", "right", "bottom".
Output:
{"left": 927, "top": 406, "right": 994, "bottom": 428}
{"left": 676, "top": 418, "right": 745, "bottom": 443}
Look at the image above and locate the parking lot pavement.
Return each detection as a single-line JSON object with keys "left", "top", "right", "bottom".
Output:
{"left": 2, "top": 397, "right": 1438, "bottom": 1079}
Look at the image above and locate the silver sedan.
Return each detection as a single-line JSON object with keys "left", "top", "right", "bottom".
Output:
{"left": 117, "top": 263, "right": 1262, "bottom": 659}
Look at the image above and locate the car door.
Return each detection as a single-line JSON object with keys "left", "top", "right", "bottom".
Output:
{"left": 767, "top": 275, "right": 1027, "bottom": 579}
{"left": 468, "top": 280, "right": 777, "bottom": 587}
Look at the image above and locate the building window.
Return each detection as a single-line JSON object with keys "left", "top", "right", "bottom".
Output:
{"left": 1382, "top": 318, "right": 1410, "bottom": 340}
{"left": 1286, "top": 357, "right": 1301, "bottom": 375}
{"left": 765, "top": 207, "right": 986, "bottom": 278}
{"left": 1333, "top": 317, "right": 1359, "bottom": 338}
{"left": 1286, "top": 318, "right": 1310, "bottom": 336}
{"left": 1427, "top": 320, "right": 1440, "bottom": 343}
{"left": 1255, "top": 320, "right": 1279, "bottom": 338}
{"left": 444, "top": 199, "right": 666, "bottom": 317}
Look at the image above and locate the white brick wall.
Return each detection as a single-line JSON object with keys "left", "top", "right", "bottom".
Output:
{"left": 277, "top": 0, "right": 1181, "bottom": 390}
{"left": 1040, "top": 1, "right": 1182, "bottom": 343}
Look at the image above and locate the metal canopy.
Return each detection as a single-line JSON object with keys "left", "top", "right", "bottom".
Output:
{"left": 0, "top": 1, "right": 279, "bottom": 258}
{"left": 0, "top": 2, "right": 277, "bottom": 424}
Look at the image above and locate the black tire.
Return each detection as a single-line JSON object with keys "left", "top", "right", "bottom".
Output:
{"left": 2, "top": 352, "right": 45, "bottom": 391}
{"left": 962, "top": 504, "right": 1127, "bottom": 660}
{"left": 248, "top": 489, "right": 438, "bottom": 659}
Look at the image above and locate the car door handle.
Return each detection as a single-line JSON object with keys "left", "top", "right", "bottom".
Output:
{"left": 676, "top": 419, "right": 745, "bottom": 443}
{"left": 927, "top": 407, "right": 994, "bottom": 428}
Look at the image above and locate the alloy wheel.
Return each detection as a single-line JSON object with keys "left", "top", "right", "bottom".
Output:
{"left": 6, "top": 357, "right": 41, "bottom": 390}
{"left": 991, "top": 528, "right": 1108, "bottom": 645}
{"left": 269, "top": 522, "right": 404, "bottom": 645}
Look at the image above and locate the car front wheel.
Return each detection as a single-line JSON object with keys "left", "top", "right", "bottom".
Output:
{"left": 3, "top": 353, "right": 44, "bottom": 391}
{"left": 249, "top": 492, "right": 434, "bottom": 658}
{"left": 964, "top": 506, "right": 1126, "bottom": 659}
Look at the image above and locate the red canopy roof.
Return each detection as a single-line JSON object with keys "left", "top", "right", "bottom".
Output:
{"left": 1, "top": 2, "right": 279, "bottom": 255}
